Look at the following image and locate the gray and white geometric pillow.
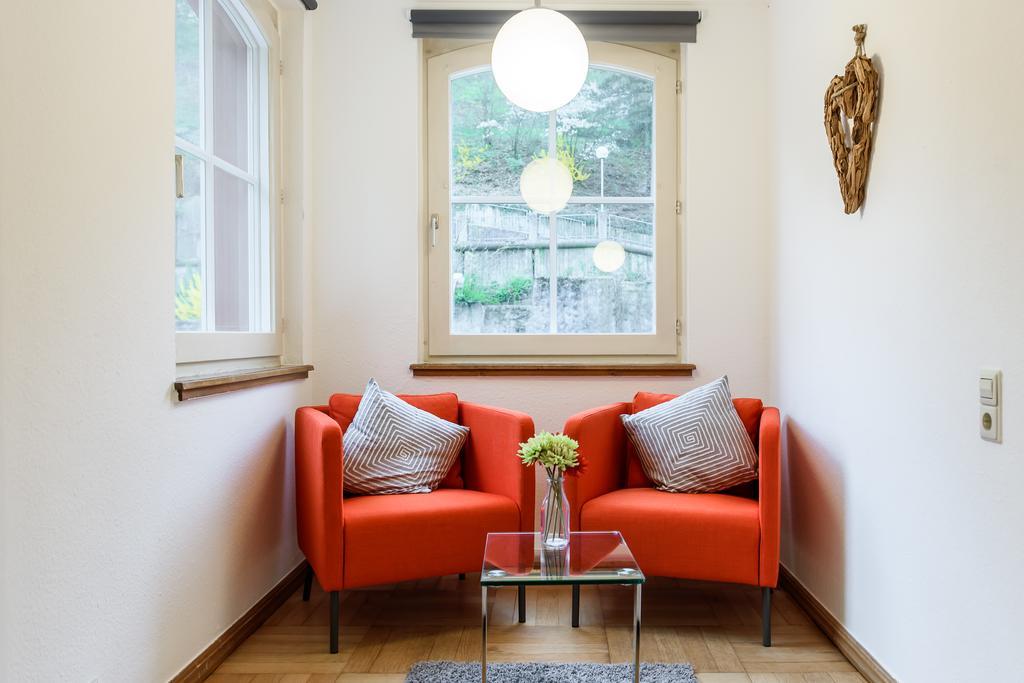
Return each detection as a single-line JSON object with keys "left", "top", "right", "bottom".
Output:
{"left": 620, "top": 376, "right": 758, "bottom": 493}
{"left": 342, "top": 378, "right": 469, "bottom": 495}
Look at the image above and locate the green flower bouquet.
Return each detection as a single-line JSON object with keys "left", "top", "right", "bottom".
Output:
{"left": 518, "top": 432, "right": 583, "bottom": 549}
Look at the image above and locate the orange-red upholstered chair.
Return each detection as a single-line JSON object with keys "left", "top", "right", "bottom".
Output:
{"left": 563, "top": 393, "right": 781, "bottom": 646}
{"left": 295, "top": 392, "right": 535, "bottom": 653}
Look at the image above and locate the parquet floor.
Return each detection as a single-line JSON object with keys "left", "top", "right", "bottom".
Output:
{"left": 209, "top": 574, "right": 862, "bottom": 683}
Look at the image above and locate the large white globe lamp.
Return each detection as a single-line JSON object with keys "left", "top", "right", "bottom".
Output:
{"left": 491, "top": 7, "right": 589, "bottom": 113}
{"left": 593, "top": 240, "right": 626, "bottom": 273}
{"left": 520, "top": 158, "right": 573, "bottom": 214}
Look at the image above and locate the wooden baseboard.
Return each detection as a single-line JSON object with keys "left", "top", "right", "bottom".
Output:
{"left": 779, "top": 565, "right": 897, "bottom": 683}
{"left": 171, "top": 561, "right": 307, "bottom": 683}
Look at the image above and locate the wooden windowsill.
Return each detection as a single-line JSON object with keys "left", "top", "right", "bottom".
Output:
{"left": 174, "top": 364, "right": 314, "bottom": 401}
{"left": 409, "top": 363, "right": 695, "bottom": 377}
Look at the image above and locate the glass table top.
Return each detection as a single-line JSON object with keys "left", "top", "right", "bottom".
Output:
{"left": 481, "top": 532, "right": 645, "bottom": 586}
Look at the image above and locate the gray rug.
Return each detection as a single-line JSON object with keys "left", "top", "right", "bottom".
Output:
{"left": 405, "top": 661, "right": 696, "bottom": 682}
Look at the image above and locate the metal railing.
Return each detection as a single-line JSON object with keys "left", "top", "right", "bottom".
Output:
{"left": 454, "top": 204, "right": 653, "bottom": 248}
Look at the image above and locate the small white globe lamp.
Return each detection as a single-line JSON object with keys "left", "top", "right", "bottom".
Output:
{"left": 593, "top": 240, "right": 626, "bottom": 273}
{"left": 491, "top": 7, "right": 589, "bottom": 113}
{"left": 520, "top": 158, "right": 573, "bottom": 214}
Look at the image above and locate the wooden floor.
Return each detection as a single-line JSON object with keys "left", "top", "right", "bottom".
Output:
{"left": 209, "top": 574, "right": 862, "bottom": 683}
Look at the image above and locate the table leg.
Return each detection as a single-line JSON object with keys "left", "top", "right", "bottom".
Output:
{"left": 632, "top": 583, "right": 642, "bottom": 683}
{"left": 481, "top": 585, "right": 488, "bottom": 683}
{"left": 571, "top": 583, "right": 580, "bottom": 627}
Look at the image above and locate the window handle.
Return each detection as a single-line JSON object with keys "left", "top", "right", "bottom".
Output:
{"left": 430, "top": 213, "right": 439, "bottom": 248}
{"left": 174, "top": 154, "right": 185, "bottom": 199}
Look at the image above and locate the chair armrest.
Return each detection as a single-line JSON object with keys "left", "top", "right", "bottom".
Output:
{"left": 758, "top": 406, "right": 781, "bottom": 587}
{"left": 295, "top": 406, "right": 345, "bottom": 591}
{"left": 460, "top": 402, "right": 535, "bottom": 532}
{"left": 562, "top": 402, "right": 631, "bottom": 529}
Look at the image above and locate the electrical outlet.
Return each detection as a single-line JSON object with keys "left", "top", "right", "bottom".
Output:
{"left": 980, "top": 369, "right": 1001, "bottom": 443}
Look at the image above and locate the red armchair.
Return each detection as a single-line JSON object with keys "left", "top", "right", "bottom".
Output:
{"left": 563, "top": 393, "right": 781, "bottom": 646}
{"left": 295, "top": 391, "right": 534, "bottom": 652}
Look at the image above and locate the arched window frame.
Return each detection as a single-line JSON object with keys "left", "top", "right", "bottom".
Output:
{"left": 424, "top": 42, "right": 681, "bottom": 359}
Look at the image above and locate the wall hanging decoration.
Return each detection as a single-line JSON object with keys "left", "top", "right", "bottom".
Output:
{"left": 824, "top": 24, "right": 879, "bottom": 214}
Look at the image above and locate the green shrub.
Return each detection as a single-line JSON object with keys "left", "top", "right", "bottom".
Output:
{"left": 454, "top": 143, "right": 485, "bottom": 179}
{"left": 175, "top": 272, "right": 201, "bottom": 322}
{"left": 534, "top": 136, "right": 591, "bottom": 182}
{"left": 454, "top": 274, "right": 533, "bottom": 305}
{"left": 499, "top": 276, "right": 532, "bottom": 303}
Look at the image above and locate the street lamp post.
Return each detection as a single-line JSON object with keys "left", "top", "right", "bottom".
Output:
{"left": 595, "top": 145, "right": 609, "bottom": 211}
{"left": 595, "top": 145, "right": 610, "bottom": 239}
{"left": 591, "top": 144, "right": 625, "bottom": 273}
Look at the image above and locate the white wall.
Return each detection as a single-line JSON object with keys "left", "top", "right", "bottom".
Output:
{"left": 310, "top": 0, "right": 774, "bottom": 429}
{"left": 0, "top": 3, "right": 309, "bottom": 680}
{"left": 770, "top": 1, "right": 1024, "bottom": 680}
{"left": 18, "top": 1, "right": 1019, "bottom": 680}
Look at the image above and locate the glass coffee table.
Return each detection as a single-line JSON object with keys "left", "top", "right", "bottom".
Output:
{"left": 480, "top": 531, "right": 645, "bottom": 683}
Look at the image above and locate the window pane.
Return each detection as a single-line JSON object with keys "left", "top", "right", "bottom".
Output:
{"left": 451, "top": 203, "right": 550, "bottom": 334}
{"left": 213, "top": 168, "right": 252, "bottom": 331}
{"left": 175, "top": 0, "right": 202, "bottom": 145}
{"left": 450, "top": 69, "right": 547, "bottom": 198}
{"left": 556, "top": 203, "right": 654, "bottom": 334}
{"left": 213, "top": 0, "right": 251, "bottom": 171}
{"left": 175, "top": 151, "right": 204, "bottom": 331}
{"left": 557, "top": 67, "right": 654, "bottom": 198}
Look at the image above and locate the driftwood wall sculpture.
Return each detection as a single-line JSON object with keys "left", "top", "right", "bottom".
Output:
{"left": 824, "top": 25, "right": 880, "bottom": 214}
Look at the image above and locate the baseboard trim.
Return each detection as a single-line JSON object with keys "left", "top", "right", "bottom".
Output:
{"left": 171, "top": 561, "right": 307, "bottom": 683}
{"left": 779, "top": 565, "right": 897, "bottom": 683}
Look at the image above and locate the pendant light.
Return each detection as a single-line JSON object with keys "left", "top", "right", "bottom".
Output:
{"left": 520, "top": 158, "right": 573, "bottom": 214}
{"left": 491, "top": 3, "right": 589, "bottom": 113}
{"left": 593, "top": 240, "right": 626, "bottom": 272}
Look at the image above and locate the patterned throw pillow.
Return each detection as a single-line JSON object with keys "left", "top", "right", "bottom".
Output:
{"left": 342, "top": 379, "right": 469, "bottom": 495}
{"left": 620, "top": 376, "right": 758, "bottom": 493}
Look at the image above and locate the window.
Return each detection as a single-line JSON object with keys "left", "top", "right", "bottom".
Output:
{"left": 426, "top": 43, "right": 679, "bottom": 357}
{"left": 175, "top": 0, "right": 278, "bottom": 363}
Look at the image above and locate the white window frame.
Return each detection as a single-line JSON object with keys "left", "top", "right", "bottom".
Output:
{"left": 175, "top": 0, "right": 282, "bottom": 364}
{"left": 425, "top": 42, "right": 679, "bottom": 357}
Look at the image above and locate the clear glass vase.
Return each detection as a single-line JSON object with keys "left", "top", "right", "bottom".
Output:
{"left": 540, "top": 470, "right": 570, "bottom": 549}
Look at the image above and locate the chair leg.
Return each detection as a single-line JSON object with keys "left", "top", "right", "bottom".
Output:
{"left": 571, "top": 583, "right": 580, "bottom": 628}
{"left": 518, "top": 584, "right": 527, "bottom": 623}
{"left": 302, "top": 564, "right": 313, "bottom": 602}
{"left": 762, "top": 587, "right": 772, "bottom": 647}
{"left": 329, "top": 591, "right": 340, "bottom": 654}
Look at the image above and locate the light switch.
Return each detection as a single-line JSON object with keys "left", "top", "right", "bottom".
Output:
{"left": 979, "top": 378, "right": 995, "bottom": 401}
{"left": 980, "top": 369, "right": 1000, "bottom": 407}
{"left": 980, "top": 369, "right": 1001, "bottom": 442}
